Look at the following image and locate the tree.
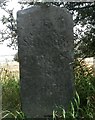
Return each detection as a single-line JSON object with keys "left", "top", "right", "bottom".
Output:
{"left": 0, "top": 1, "right": 17, "bottom": 48}
{"left": 65, "top": 2, "right": 95, "bottom": 58}
{"left": 0, "top": 2, "right": 95, "bottom": 59}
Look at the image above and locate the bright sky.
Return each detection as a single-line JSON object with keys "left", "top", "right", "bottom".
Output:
{"left": 0, "top": 0, "right": 21, "bottom": 56}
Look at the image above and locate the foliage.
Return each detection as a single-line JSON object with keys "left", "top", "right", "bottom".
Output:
{"left": 2, "top": 110, "right": 25, "bottom": 119}
{"left": 53, "top": 92, "right": 81, "bottom": 119}
{"left": 53, "top": 59, "right": 95, "bottom": 119}
{"left": 0, "top": 67, "right": 21, "bottom": 112}
{"left": 0, "top": 2, "right": 95, "bottom": 58}
{"left": 0, "top": 7, "right": 17, "bottom": 48}
{"left": 65, "top": 2, "right": 95, "bottom": 58}
{"left": 0, "top": 1, "right": 95, "bottom": 119}
{"left": 1, "top": 2, "right": 95, "bottom": 58}
{"left": 74, "top": 59, "right": 95, "bottom": 119}
{"left": 30, "top": 2, "right": 95, "bottom": 58}
{"left": 1, "top": 60, "right": 95, "bottom": 119}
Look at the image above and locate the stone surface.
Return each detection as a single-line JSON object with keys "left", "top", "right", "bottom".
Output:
{"left": 17, "top": 5, "right": 74, "bottom": 118}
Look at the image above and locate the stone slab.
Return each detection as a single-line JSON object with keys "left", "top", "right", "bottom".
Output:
{"left": 17, "top": 5, "right": 74, "bottom": 118}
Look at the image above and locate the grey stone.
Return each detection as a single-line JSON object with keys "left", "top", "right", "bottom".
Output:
{"left": 17, "top": 5, "right": 74, "bottom": 118}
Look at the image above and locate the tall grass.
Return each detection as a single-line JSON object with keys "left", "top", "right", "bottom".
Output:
{"left": 0, "top": 59, "right": 95, "bottom": 119}
{"left": 74, "top": 59, "right": 95, "bottom": 119}
{"left": 53, "top": 59, "right": 95, "bottom": 119}
{"left": 0, "top": 66, "right": 22, "bottom": 118}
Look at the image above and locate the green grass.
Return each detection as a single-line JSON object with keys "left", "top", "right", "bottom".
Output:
{"left": 53, "top": 59, "right": 95, "bottom": 119}
{"left": 1, "top": 59, "right": 95, "bottom": 119}
{"left": 74, "top": 59, "right": 95, "bottom": 119}
{"left": 0, "top": 68, "right": 22, "bottom": 118}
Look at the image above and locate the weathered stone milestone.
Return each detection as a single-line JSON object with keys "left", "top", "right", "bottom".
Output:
{"left": 17, "top": 4, "right": 74, "bottom": 118}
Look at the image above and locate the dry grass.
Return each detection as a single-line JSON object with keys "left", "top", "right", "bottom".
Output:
{"left": 0, "top": 61, "right": 19, "bottom": 71}
{"left": 0, "top": 61, "right": 19, "bottom": 80}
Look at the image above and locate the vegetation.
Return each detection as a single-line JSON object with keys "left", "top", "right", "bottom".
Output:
{"left": 0, "top": 60, "right": 95, "bottom": 119}
{"left": 0, "top": 2, "right": 95, "bottom": 61}
{"left": 0, "top": 2, "right": 95, "bottom": 59}
{"left": 65, "top": 2, "right": 95, "bottom": 58}
{"left": 53, "top": 59, "right": 95, "bottom": 119}
{"left": 0, "top": 1, "right": 95, "bottom": 119}
{"left": 0, "top": 67, "right": 21, "bottom": 118}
